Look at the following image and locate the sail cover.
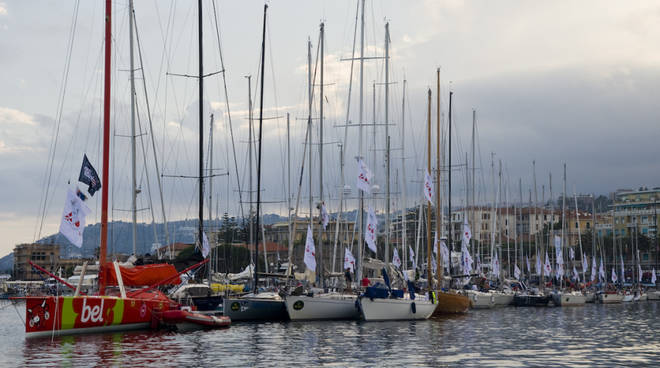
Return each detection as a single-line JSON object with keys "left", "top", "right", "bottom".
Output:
{"left": 105, "top": 263, "right": 181, "bottom": 286}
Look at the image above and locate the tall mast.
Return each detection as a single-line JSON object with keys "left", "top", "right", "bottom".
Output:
{"left": 207, "top": 113, "right": 214, "bottom": 286}
{"left": 400, "top": 79, "right": 407, "bottom": 269}
{"left": 197, "top": 0, "right": 205, "bottom": 264}
{"left": 287, "top": 113, "right": 293, "bottom": 275}
{"left": 356, "top": 0, "right": 365, "bottom": 283}
{"left": 318, "top": 22, "right": 325, "bottom": 287}
{"left": 254, "top": 3, "right": 267, "bottom": 291}
{"left": 533, "top": 162, "right": 540, "bottom": 289}
{"left": 246, "top": 75, "right": 254, "bottom": 267}
{"left": 384, "top": 22, "right": 391, "bottom": 264}
{"left": 518, "top": 178, "right": 523, "bottom": 279}
{"left": 307, "top": 39, "right": 313, "bottom": 230}
{"left": 435, "top": 69, "right": 441, "bottom": 280}
{"left": 99, "top": 0, "right": 112, "bottom": 295}
{"left": 561, "top": 163, "right": 566, "bottom": 290}
{"left": 447, "top": 91, "right": 453, "bottom": 278}
{"left": 471, "top": 110, "right": 476, "bottom": 261}
{"left": 129, "top": 0, "right": 137, "bottom": 256}
{"left": 426, "top": 88, "right": 432, "bottom": 290}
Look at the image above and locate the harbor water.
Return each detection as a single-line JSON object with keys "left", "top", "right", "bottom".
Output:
{"left": 2, "top": 301, "right": 659, "bottom": 367}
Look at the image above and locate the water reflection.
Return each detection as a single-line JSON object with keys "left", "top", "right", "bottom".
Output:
{"left": 3, "top": 302, "right": 659, "bottom": 366}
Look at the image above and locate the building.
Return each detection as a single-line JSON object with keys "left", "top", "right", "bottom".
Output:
{"left": 612, "top": 188, "right": 660, "bottom": 239}
{"left": 13, "top": 243, "right": 60, "bottom": 281}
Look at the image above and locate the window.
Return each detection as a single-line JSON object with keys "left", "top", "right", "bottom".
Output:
{"left": 575, "top": 222, "right": 579, "bottom": 229}
{"left": 586, "top": 222, "right": 590, "bottom": 229}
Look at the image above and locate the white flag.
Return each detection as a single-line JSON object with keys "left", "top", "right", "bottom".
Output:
{"left": 492, "top": 253, "right": 500, "bottom": 278}
{"left": 304, "top": 225, "right": 316, "bottom": 271}
{"left": 556, "top": 263, "right": 564, "bottom": 279}
{"left": 431, "top": 256, "right": 437, "bottom": 275}
{"left": 652, "top": 268, "right": 657, "bottom": 285}
{"left": 572, "top": 266, "right": 579, "bottom": 282}
{"left": 462, "top": 216, "right": 472, "bottom": 244}
{"left": 409, "top": 246, "right": 416, "bottom": 269}
{"left": 611, "top": 267, "right": 618, "bottom": 283}
{"left": 554, "top": 236, "right": 563, "bottom": 266}
{"left": 344, "top": 247, "right": 355, "bottom": 272}
{"left": 320, "top": 203, "right": 330, "bottom": 230}
{"left": 536, "top": 254, "right": 542, "bottom": 276}
{"left": 544, "top": 252, "right": 552, "bottom": 277}
{"left": 461, "top": 241, "right": 473, "bottom": 275}
{"left": 569, "top": 247, "right": 575, "bottom": 260}
{"left": 357, "top": 159, "right": 373, "bottom": 193}
{"left": 582, "top": 253, "right": 588, "bottom": 273}
{"left": 514, "top": 264, "right": 521, "bottom": 279}
{"left": 621, "top": 257, "right": 625, "bottom": 283}
{"left": 440, "top": 240, "right": 450, "bottom": 271}
{"left": 433, "top": 232, "right": 438, "bottom": 255}
{"left": 638, "top": 263, "right": 643, "bottom": 283}
{"left": 599, "top": 258, "right": 605, "bottom": 281}
{"left": 526, "top": 256, "right": 531, "bottom": 274}
{"left": 202, "top": 231, "right": 210, "bottom": 258}
{"left": 59, "top": 189, "right": 91, "bottom": 248}
{"left": 365, "top": 206, "right": 378, "bottom": 254}
{"left": 392, "top": 247, "right": 401, "bottom": 268}
{"left": 423, "top": 169, "right": 434, "bottom": 203}
{"left": 591, "top": 257, "right": 597, "bottom": 282}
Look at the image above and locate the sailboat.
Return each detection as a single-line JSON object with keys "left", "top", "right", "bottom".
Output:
{"left": 431, "top": 74, "right": 470, "bottom": 315}
{"left": 19, "top": 0, "right": 230, "bottom": 337}
{"left": 283, "top": 22, "right": 360, "bottom": 321}
{"left": 222, "top": 4, "right": 288, "bottom": 322}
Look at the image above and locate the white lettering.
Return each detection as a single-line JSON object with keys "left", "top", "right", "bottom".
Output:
{"left": 81, "top": 298, "right": 105, "bottom": 323}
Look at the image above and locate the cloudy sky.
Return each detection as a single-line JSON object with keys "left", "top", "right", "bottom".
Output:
{"left": 1, "top": 0, "right": 659, "bottom": 257}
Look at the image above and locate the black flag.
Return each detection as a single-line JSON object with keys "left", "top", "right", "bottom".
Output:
{"left": 78, "top": 154, "right": 102, "bottom": 196}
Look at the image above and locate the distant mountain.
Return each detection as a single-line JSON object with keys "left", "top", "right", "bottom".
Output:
{"left": 0, "top": 253, "right": 13, "bottom": 274}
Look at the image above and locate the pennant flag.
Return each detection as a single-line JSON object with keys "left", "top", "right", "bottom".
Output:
{"left": 591, "top": 257, "right": 597, "bottom": 281}
{"left": 440, "top": 240, "right": 450, "bottom": 271}
{"left": 582, "top": 253, "right": 588, "bottom": 273}
{"left": 514, "top": 264, "right": 521, "bottom": 279}
{"left": 59, "top": 189, "right": 91, "bottom": 248}
{"left": 611, "top": 267, "right": 618, "bottom": 283}
{"left": 556, "top": 263, "right": 564, "bottom": 279}
{"left": 409, "top": 246, "right": 416, "bottom": 269}
{"left": 536, "top": 254, "right": 542, "bottom": 276}
{"left": 638, "top": 263, "right": 643, "bottom": 283}
{"left": 652, "top": 268, "right": 657, "bottom": 285}
{"left": 201, "top": 232, "right": 210, "bottom": 258}
{"left": 476, "top": 255, "right": 482, "bottom": 275}
{"left": 461, "top": 241, "right": 473, "bottom": 275}
{"left": 599, "top": 258, "right": 605, "bottom": 281}
{"left": 357, "top": 159, "right": 373, "bottom": 193}
{"left": 543, "top": 252, "right": 552, "bottom": 277}
{"left": 365, "top": 206, "right": 378, "bottom": 254}
{"left": 433, "top": 232, "right": 438, "bottom": 255}
{"left": 492, "top": 252, "right": 500, "bottom": 278}
{"left": 344, "top": 247, "right": 355, "bottom": 272}
{"left": 423, "top": 169, "right": 434, "bottom": 203}
{"left": 621, "top": 256, "right": 625, "bottom": 283}
{"left": 392, "top": 247, "right": 402, "bottom": 268}
{"left": 554, "top": 236, "right": 563, "bottom": 266}
{"left": 462, "top": 216, "right": 472, "bottom": 244}
{"left": 569, "top": 247, "right": 575, "bottom": 260}
{"left": 304, "top": 225, "right": 316, "bottom": 271}
{"left": 431, "top": 256, "right": 437, "bottom": 275}
{"left": 572, "top": 266, "right": 579, "bottom": 282}
{"left": 320, "top": 203, "right": 330, "bottom": 230}
{"left": 526, "top": 256, "right": 531, "bottom": 274}
{"left": 78, "top": 154, "right": 102, "bottom": 196}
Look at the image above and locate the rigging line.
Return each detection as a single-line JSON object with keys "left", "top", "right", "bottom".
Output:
{"left": 36, "top": 0, "right": 81, "bottom": 242}
{"left": 211, "top": 0, "right": 245, "bottom": 222}
{"left": 266, "top": 14, "right": 286, "bottom": 209}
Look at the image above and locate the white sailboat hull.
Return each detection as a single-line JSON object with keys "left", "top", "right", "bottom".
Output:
{"left": 648, "top": 291, "right": 660, "bottom": 300}
{"left": 359, "top": 297, "right": 437, "bottom": 321}
{"left": 466, "top": 291, "right": 494, "bottom": 309}
{"left": 599, "top": 293, "right": 624, "bottom": 304}
{"left": 490, "top": 291, "right": 514, "bottom": 307}
{"left": 285, "top": 294, "right": 360, "bottom": 320}
{"left": 622, "top": 294, "right": 634, "bottom": 302}
{"left": 555, "top": 293, "right": 586, "bottom": 306}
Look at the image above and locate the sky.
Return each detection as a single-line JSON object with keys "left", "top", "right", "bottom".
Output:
{"left": 1, "top": 0, "right": 659, "bottom": 257}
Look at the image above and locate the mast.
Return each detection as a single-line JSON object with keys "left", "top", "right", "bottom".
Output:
{"left": 356, "top": 0, "right": 365, "bottom": 283}
{"left": 534, "top": 162, "right": 541, "bottom": 290}
{"left": 287, "top": 113, "right": 293, "bottom": 275}
{"left": 246, "top": 75, "right": 254, "bottom": 269}
{"left": 197, "top": 0, "right": 205, "bottom": 267}
{"left": 99, "top": 0, "right": 112, "bottom": 295}
{"left": 435, "top": 69, "right": 441, "bottom": 281}
{"left": 471, "top": 110, "right": 476, "bottom": 262}
{"left": 400, "top": 79, "right": 407, "bottom": 270}
{"left": 426, "top": 88, "right": 432, "bottom": 290}
{"left": 318, "top": 22, "right": 325, "bottom": 287}
{"left": 384, "top": 22, "right": 391, "bottom": 264}
{"left": 447, "top": 91, "right": 453, "bottom": 279}
{"left": 129, "top": 0, "right": 137, "bottom": 256}
{"left": 561, "top": 163, "right": 566, "bottom": 290}
{"left": 207, "top": 113, "right": 214, "bottom": 286}
{"left": 254, "top": 3, "right": 267, "bottom": 291}
{"left": 518, "top": 179, "right": 523, "bottom": 279}
{"left": 574, "top": 186, "right": 586, "bottom": 283}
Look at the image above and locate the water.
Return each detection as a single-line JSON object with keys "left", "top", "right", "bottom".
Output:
{"left": 2, "top": 301, "right": 660, "bottom": 367}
